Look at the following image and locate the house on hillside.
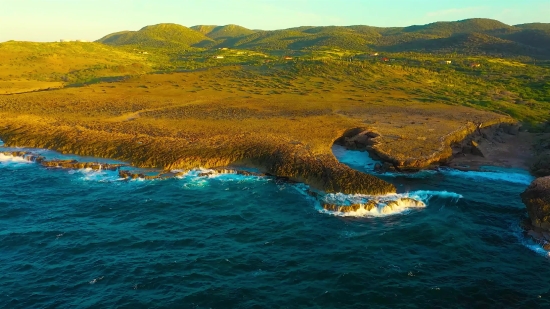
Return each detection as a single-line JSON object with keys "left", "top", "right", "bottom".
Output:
{"left": 470, "top": 63, "right": 481, "bottom": 68}
{"left": 381, "top": 57, "right": 389, "bottom": 62}
{"left": 284, "top": 56, "right": 293, "bottom": 60}
{"left": 441, "top": 60, "right": 452, "bottom": 64}
{"left": 371, "top": 52, "right": 379, "bottom": 56}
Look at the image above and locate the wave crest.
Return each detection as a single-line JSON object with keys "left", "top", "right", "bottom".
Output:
{"left": 307, "top": 190, "right": 462, "bottom": 217}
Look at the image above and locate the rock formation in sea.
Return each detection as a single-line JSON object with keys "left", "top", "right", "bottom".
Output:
{"left": 522, "top": 176, "right": 550, "bottom": 231}
{"left": 322, "top": 198, "right": 425, "bottom": 215}
{"left": 521, "top": 176, "right": 550, "bottom": 250}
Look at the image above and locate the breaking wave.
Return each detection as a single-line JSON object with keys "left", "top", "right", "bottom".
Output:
{"left": 511, "top": 222, "right": 550, "bottom": 258}
{"left": 0, "top": 153, "right": 34, "bottom": 165}
{"left": 296, "top": 184, "right": 463, "bottom": 217}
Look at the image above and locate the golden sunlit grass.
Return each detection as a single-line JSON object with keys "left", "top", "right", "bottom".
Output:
{"left": 0, "top": 63, "right": 514, "bottom": 194}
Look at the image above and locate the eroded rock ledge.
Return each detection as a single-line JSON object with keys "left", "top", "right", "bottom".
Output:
{"left": 521, "top": 176, "right": 550, "bottom": 250}
{"left": 521, "top": 176, "right": 550, "bottom": 230}
{"left": 336, "top": 118, "right": 517, "bottom": 171}
{"left": 0, "top": 123, "right": 395, "bottom": 195}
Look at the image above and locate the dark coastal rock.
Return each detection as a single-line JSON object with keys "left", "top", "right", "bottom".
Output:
{"left": 374, "top": 162, "right": 396, "bottom": 173}
{"left": 118, "top": 170, "right": 161, "bottom": 180}
{"left": 336, "top": 130, "right": 380, "bottom": 150}
{"left": 1, "top": 151, "right": 45, "bottom": 163}
{"left": 530, "top": 153, "right": 550, "bottom": 177}
{"left": 41, "top": 159, "right": 125, "bottom": 171}
{"left": 501, "top": 123, "right": 521, "bottom": 135}
{"left": 198, "top": 168, "right": 265, "bottom": 178}
{"left": 245, "top": 144, "right": 396, "bottom": 195}
{"left": 521, "top": 219, "right": 550, "bottom": 251}
{"left": 521, "top": 176, "right": 550, "bottom": 232}
{"left": 366, "top": 132, "right": 381, "bottom": 139}
{"left": 469, "top": 141, "right": 484, "bottom": 157}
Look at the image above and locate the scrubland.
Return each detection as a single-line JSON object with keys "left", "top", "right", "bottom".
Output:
{"left": 0, "top": 41, "right": 548, "bottom": 193}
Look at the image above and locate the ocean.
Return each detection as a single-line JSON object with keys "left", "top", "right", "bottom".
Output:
{"left": 1, "top": 141, "right": 549, "bottom": 308}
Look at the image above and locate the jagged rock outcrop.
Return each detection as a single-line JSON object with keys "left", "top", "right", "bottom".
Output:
{"left": 322, "top": 198, "right": 425, "bottom": 214}
{"left": 521, "top": 176, "right": 550, "bottom": 232}
{"left": 117, "top": 169, "right": 188, "bottom": 180}
{"left": 1, "top": 151, "right": 45, "bottom": 163}
{"left": 469, "top": 140, "right": 484, "bottom": 157}
{"left": 380, "top": 197, "right": 426, "bottom": 214}
{"left": 197, "top": 168, "right": 265, "bottom": 177}
{"left": 238, "top": 141, "right": 396, "bottom": 195}
{"left": 530, "top": 153, "right": 550, "bottom": 177}
{"left": 529, "top": 135, "right": 550, "bottom": 177}
{"left": 521, "top": 219, "right": 550, "bottom": 251}
{"left": 335, "top": 119, "right": 515, "bottom": 172}
{"left": 1, "top": 151, "right": 130, "bottom": 170}
{"left": 41, "top": 159, "right": 126, "bottom": 170}
{"left": 335, "top": 128, "right": 381, "bottom": 151}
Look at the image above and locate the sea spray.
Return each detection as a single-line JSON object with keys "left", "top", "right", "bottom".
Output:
{"left": 0, "top": 153, "right": 34, "bottom": 165}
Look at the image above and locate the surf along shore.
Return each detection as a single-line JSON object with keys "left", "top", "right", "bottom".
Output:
{"left": 0, "top": 66, "right": 522, "bottom": 195}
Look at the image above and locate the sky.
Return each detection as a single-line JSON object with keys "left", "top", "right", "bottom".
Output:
{"left": 1, "top": 0, "right": 549, "bottom": 42}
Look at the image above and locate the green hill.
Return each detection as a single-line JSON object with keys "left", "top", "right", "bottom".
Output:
{"left": 379, "top": 32, "right": 542, "bottom": 57}
{"left": 403, "top": 18, "right": 513, "bottom": 36}
{"left": 515, "top": 23, "right": 550, "bottom": 31}
{"left": 504, "top": 29, "right": 550, "bottom": 50}
{"left": 190, "top": 25, "right": 218, "bottom": 35}
{"left": 203, "top": 24, "right": 256, "bottom": 40}
{"left": 95, "top": 19, "right": 550, "bottom": 58}
{"left": 97, "top": 23, "right": 212, "bottom": 48}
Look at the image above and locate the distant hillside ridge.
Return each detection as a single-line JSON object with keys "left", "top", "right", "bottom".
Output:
{"left": 196, "top": 24, "right": 257, "bottom": 39}
{"left": 96, "top": 18, "right": 550, "bottom": 58}
{"left": 97, "top": 23, "right": 212, "bottom": 48}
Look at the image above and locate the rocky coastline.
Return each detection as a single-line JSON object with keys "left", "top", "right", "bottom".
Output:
{"left": 335, "top": 120, "right": 523, "bottom": 172}
{"left": 3, "top": 117, "right": 550, "bottom": 243}
{"left": 335, "top": 120, "right": 550, "bottom": 253}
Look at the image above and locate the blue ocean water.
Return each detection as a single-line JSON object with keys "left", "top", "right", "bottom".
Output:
{"left": 1, "top": 142, "right": 550, "bottom": 308}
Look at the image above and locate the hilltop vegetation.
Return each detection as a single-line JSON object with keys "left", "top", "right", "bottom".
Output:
{"left": 97, "top": 23, "right": 212, "bottom": 48}
{"left": 0, "top": 41, "right": 150, "bottom": 93}
{"left": 200, "top": 24, "right": 256, "bottom": 40}
{"left": 96, "top": 18, "right": 550, "bottom": 59}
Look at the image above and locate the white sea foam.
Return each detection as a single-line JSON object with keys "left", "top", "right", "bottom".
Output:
{"left": 511, "top": 222, "right": 550, "bottom": 258}
{"left": 0, "top": 153, "right": 33, "bottom": 164}
{"left": 522, "top": 241, "right": 550, "bottom": 257}
{"left": 303, "top": 189, "right": 463, "bottom": 218}
{"left": 178, "top": 168, "right": 267, "bottom": 184}
{"left": 74, "top": 168, "right": 122, "bottom": 182}
{"left": 442, "top": 169, "right": 534, "bottom": 185}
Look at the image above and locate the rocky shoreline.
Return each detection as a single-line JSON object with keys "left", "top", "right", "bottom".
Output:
{"left": 3, "top": 118, "right": 550, "bottom": 249}
{"left": 336, "top": 120, "right": 525, "bottom": 172}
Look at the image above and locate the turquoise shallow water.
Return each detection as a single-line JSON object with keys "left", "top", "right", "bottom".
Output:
{"left": 1, "top": 143, "right": 550, "bottom": 308}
